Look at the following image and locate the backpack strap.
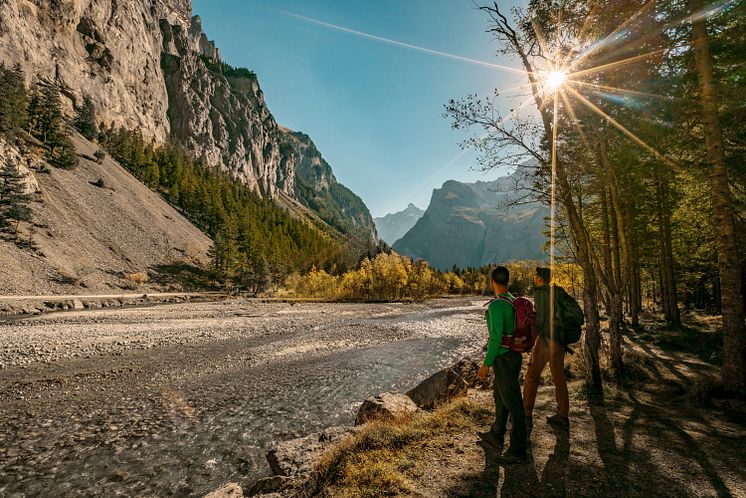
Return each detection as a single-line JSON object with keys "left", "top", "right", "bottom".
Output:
{"left": 494, "top": 295, "right": 516, "bottom": 344}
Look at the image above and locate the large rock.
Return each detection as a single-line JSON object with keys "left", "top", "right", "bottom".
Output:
{"left": 203, "top": 482, "right": 243, "bottom": 498}
{"left": 354, "top": 392, "right": 418, "bottom": 426}
{"left": 247, "top": 475, "right": 292, "bottom": 496}
{"left": 266, "top": 426, "right": 357, "bottom": 478}
{"left": 406, "top": 358, "right": 483, "bottom": 410}
{"left": 0, "top": 138, "right": 41, "bottom": 194}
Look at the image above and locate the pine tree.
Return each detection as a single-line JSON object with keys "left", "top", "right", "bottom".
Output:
{"left": 0, "top": 63, "right": 28, "bottom": 136}
{"left": 74, "top": 95, "right": 97, "bottom": 140}
{"left": 0, "top": 159, "right": 33, "bottom": 234}
{"left": 27, "top": 84, "right": 78, "bottom": 169}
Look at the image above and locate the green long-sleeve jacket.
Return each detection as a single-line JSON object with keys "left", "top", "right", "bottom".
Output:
{"left": 483, "top": 292, "right": 515, "bottom": 366}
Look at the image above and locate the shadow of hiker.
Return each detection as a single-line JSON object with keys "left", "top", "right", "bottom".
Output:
{"left": 498, "top": 426, "right": 569, "bottom": 497}
{"left": 536, "top": 424, "right": 570, "bottom": 496}
{"left": 453, "top": 427, "right": 569, "bottom": 498}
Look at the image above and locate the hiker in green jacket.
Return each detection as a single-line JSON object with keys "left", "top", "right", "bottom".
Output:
{"left": 477, "top": 266, "right": 527, "bottom": 463}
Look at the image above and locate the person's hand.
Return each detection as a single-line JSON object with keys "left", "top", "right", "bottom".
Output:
{"left": 478, "top": 364, "right": 490, "bottom": 380}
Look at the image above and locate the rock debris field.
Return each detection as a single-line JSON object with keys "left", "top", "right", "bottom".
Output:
{"left": 0, "top": 297, "right": 487, "bottom": 497}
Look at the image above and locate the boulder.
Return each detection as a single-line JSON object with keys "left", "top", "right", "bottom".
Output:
{"left": 247, "top": 475, "right": 291, "bottom": 496}
{"left": 354, "top": 392, "right": 418, "bottom": 426}
{"left": 267, "top": 426, "right": 357, "bottom": 478}
{"left": 203, "top": 482, "right": 243, "bottom": 498}
{"left": 406, "top": 357, "right": 485, "bottom": 410}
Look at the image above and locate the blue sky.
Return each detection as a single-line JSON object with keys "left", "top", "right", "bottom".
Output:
{"left": 192, "top": 0, "right": 528, "bottom": 217}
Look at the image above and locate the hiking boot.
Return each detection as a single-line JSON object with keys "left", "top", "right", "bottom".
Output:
{"left": 500, "top": 449, "right": 528, "bottom": 465}
{"left": 546, "top": 414, "right": 570, "bottom": 431}
{"left": 478, "top": 431, "right": 504, "bottom": 452}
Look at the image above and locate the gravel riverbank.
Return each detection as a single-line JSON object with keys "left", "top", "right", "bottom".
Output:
{"left": 0, "top": 297, "right": 487, "bottom": 497}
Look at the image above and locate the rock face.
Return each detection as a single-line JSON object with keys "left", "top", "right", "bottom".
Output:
{"left": 393, "top": 169, "right": 547, "bottom": 270}
{"left": 160, "top": 17, "right": 293, "bottom": 198}
{"left": 0, "top": 0, "right": 377, "bottom": 228}
{"left": 0, "top": 0, "right": 187, "bottom": 141}
{"left": 354, "top": 392, "right": 418, "bottom": 425}
{"left": 0, "top": 137, "right": 41, "bottom": 194}
{"left": 281, "top": 129, "right": 378, "bottom": 243}
{"left": 374, "top": 203, "right": 424, "bottom": 246}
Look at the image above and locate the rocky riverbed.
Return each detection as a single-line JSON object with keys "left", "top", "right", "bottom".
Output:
{"left": 0, "top": 297, "right": 487, "bottom": 497}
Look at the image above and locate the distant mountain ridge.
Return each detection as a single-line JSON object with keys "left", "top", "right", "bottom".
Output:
{"left": 393, "top": 170, "right": 547, "bottom": 269}
{"left": 374, "top": 204, "right": 424, "bottom": 246}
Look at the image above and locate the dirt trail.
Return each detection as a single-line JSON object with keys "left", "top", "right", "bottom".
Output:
{"left": 404, "top": 322, "right": 746, "bottom": 498}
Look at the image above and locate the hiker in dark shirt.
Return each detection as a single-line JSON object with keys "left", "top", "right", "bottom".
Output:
{"left": 477, "top": 266, "right": 527, "bottom": 463}
{"left": 523, "top": 267, "right": 570, "bottom": 431}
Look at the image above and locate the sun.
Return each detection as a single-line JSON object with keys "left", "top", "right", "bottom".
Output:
{"left": 544, "top": 69, "right": 568, "bottom": 93}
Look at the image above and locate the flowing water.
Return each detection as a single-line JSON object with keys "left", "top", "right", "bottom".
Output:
{"left": 0, "top": 298, "right": 486, "bottom": 496}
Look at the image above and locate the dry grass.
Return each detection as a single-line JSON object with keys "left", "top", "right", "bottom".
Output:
{"left": 311, "top": 397, "right": 492, "bottom": 497}
{"left": 122, "top": 271, "right": 149, "bottom": 285}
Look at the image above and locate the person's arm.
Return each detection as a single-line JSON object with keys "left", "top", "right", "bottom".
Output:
{"left": 483, "top": 300, "right": 505, "bottom": 366}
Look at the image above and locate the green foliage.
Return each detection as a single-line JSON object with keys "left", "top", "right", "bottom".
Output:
{"left": 200, "top": 56, "right": 257, "bottom": 81}
{"left": 74, "top": 96, "right": 97, "bottom": 140}
{"left": 28, "top": 84, "right": 78, "bottom": 169}
{"left": 101, "top": 127, "right": 355, "bottom": 290}
{"left": 0, "top": 159, "right": 33, "bottom": 234}
{"left": 0, "top": 63, "right": 28, "bottom": 136}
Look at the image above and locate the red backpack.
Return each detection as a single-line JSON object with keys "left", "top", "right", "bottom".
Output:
{"left": 491, "top": 296, "right": 538, "bottom": 353}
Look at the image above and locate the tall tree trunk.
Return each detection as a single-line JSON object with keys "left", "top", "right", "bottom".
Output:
{"left": 689, "top": 0, "right": 746, "bottom": 393}
{"left": 655, "top": 172, "right": 680, "bottom": 326}
{"left": 608, "top": 183, "right": 628, "bottom": 378}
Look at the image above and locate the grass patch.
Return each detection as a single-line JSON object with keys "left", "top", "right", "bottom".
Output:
{"left": 312, "top": 397, "right": 491, "bottom": 497}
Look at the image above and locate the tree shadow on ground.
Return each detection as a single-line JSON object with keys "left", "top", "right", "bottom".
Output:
{"left": 588, "top": 388, "right": 736, "bottom": 497}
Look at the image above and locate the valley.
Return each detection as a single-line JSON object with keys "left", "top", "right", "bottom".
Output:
{"left": 0, "top": 297, "right": 486, "bottom": 496}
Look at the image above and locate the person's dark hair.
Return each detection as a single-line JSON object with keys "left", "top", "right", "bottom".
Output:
{"left": 536, "top": 266, "right": 552, "bottom": 284}
{"left": 491, "top": 266, "right": 510, "bottom": 286}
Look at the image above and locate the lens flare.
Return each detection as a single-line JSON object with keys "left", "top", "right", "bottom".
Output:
{"left": 544, "top": 70, "right": 568, "bottom": 92}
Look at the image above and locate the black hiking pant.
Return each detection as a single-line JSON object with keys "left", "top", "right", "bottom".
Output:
{"left": 491, "top": 350, "right": 527, "bottom": 455}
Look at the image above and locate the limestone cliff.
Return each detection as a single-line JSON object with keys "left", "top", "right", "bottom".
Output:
{"left": 0, "top": 0, "right": 373, "bottom": 216}
{"left": 0, "top": 0, "right": 188, "bottom": 141}
{"left": 281, "top": 129, "right": 378, "bottom": 244}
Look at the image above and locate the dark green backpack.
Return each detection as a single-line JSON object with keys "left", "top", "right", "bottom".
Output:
{"left": 554, "top": 288, "right": 584, "bottom": 346}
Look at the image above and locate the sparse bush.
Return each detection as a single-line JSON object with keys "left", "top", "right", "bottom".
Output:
{"left": 123, "top": 272, "right": 149, "bottom": 285}
{"left": 90, "top": 178, "right": 105, "bottom": 188}
{"left": 94, "top": 148, "right": 106, "bottom": 163}
{"left": 53, "top": 269, "right": 81, "bottom": 286}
